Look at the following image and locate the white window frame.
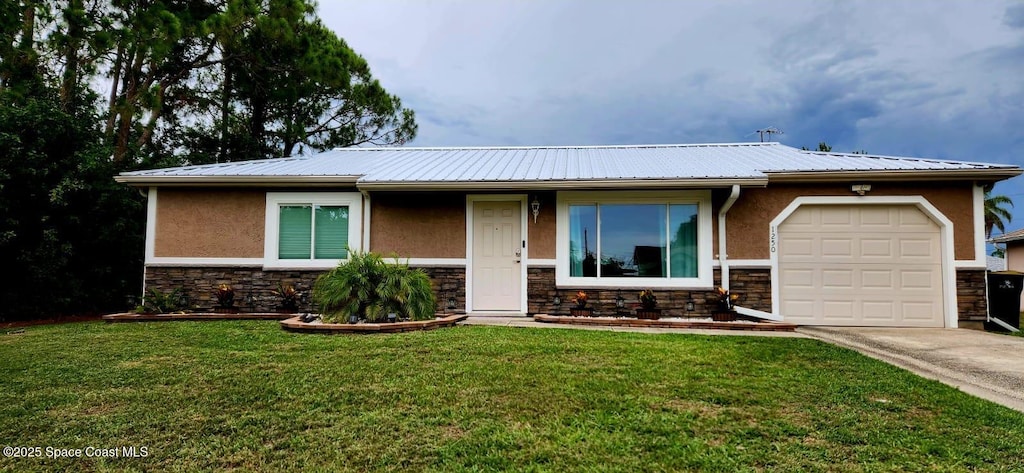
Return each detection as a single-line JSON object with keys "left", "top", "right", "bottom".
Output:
{"left": 264, "top": 192, "right": 363, "bottom": 269}
{"left": 555, "top": 190, "right": 714, "bottom": 289}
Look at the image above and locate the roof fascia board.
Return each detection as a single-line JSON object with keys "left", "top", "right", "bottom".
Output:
{"left": 355, "top": 178, "right": 769, "bottom": 191}
{"left": 765, "top": 168, "right": 1022, "bottom": 182}
{"left": 114, "top": 175, "right": 361, "bottom": 186}
{"left": 990, "top": 234, "right": 1024, "bottom": 244}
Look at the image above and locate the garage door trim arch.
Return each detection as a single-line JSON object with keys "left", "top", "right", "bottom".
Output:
{"left": 768, "top": 196, "right": 957, "bottom": 328}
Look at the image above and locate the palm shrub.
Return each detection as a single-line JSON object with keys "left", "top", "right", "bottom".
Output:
{"left": 313, "top": 252, "right": 436, "bottom": 323}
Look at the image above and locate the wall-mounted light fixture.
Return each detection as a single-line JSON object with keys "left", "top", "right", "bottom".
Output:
{"left": 851, "top": 184, "right": 872, "bottom": 196}
{"left": 446, "top": 292, "right": 458, "bottom": 311}
{"left": 685, "top": 300, "right": 695, "bottom": 312}
{"left": 615, "top": 291, "right": 625, "bottom": 309}
{"left": 553, "top": 292, "right": 562, "bottom": 307}
{"left": 531, "top": 196, "right": 541, "bottom": 223}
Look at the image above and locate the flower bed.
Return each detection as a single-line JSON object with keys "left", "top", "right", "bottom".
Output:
{"left": 280, "top": 313, "right": 468, "bottom": 334}
{"left": 533, "top": 314, "right": 797, "bottom": 331}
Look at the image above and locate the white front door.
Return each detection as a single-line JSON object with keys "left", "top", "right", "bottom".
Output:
{"left": 472, "top": 200, "right": 522, "bottom": 311}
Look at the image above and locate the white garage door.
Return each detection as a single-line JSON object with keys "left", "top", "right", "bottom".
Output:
{"left": 777, "top": 205, "right": 944, "bottom": 327}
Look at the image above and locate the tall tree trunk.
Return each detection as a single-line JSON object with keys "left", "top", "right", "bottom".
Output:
{"left": 59, "top": 0, "right": 84, "bottom": 111}
{"left": 105, "top": 42, "right": 125, "bottom": 138}
{"left": 249, "top": 95, "right": 267, "bottom": 155}
{"left": 114, "top": 110, "right": 132, "bottom": 162}
{"left": 13, "top": 1, "right": 37, "bottom": 86}
{"left": 113, "top": 47, "right": 144, "bottom": 162}
{"left": 18, "top": 2, "right": 34, "bottom": 52}
{"left": 219, "top": 62, "right": 232, "bottom": 162}
{"left": 136, "top": 81, "right": 164, "bottom": 149}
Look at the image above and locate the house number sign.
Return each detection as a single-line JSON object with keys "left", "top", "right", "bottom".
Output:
{"left": 769, "top": 226, "right": 777, "bottom": 253}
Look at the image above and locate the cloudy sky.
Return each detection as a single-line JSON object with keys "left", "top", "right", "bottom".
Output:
{"left": 319, "top": 0, "right": 1024, "bottom": 231}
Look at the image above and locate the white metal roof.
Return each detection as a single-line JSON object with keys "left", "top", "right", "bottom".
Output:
{"left": 116, "top": 142, "right": 1020, "bottom": 187}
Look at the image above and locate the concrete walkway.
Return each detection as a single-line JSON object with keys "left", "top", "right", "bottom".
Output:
{"left": 799, "top": 327, "right": 1024, "bottom": 413}
{"left": 462, "top": 315, "right": 806, "bottom": 337}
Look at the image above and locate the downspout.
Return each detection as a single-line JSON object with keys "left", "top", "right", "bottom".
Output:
{"left": 718, "top": 185, "right": 740, "bottom": 291}
{"left": 360, "top": 190, "right": 371, "bottom": 251}
{"left": 719, "top": 184, "right": 784, "bottom": 322}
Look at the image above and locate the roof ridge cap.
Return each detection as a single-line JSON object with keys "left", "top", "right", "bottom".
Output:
{"left": 325, "top": 142, "right": 779, "bottom": 152}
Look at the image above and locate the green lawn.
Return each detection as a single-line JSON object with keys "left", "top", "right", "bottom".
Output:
{"left": 1, "top": 322, "right": 1022, "bottom": 472}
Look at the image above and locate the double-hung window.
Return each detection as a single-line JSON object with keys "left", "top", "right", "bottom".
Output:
{"left": 556, "top": 191, "right": 712, "bottom": 288}
{"left": 265, "top": 192, "right": 362, "bottom": 268}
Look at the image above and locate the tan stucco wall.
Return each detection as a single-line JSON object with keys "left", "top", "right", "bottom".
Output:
{"left": 724, "top": 183, "right": 976, "bottom": 260}
{"left": 154, "top": 188, "right": 266, "bottom": 258}
{"left": 369, "top": 192, "right": 467, "bottom": 258}
{"left": 529, "top": 191, "right": 557, "bottom": 259}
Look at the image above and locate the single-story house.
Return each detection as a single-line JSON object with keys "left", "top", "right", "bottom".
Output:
{"left": 116, "top": 142, "right": 1022, "bottom": 329}
{"left": 991, "top": 229, "right": 1024, "bottom": 272}
{"left": 989, "top": 229, "right": 1024, "bottom": 311}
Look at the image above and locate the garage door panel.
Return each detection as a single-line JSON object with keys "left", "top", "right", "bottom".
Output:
{"left": 859, "top": 239, "right": 893, "bottom": 258}
{"left": 902, "top": 301, "right": 939, "bottom": 320}
{"left": 782, "top": 268, "right": 815, "bottom": 287}
{"left": 778, "top": 204, "right": 944, "bottom": 327}
{"left": 821, "top": 238, "right": 853, "bottom": 257}
{"left": 780, "top": 237, "right": 815, "bottom": 256}
{"left": 861, "top": 301, "right": 895, "bottom": 320}
{"left": 822, "top": 301, "right": 855, "bottom": 319}
{"left": 861, "top": 269, "right": 893, "bottom": 289}
{"left": 821, "top": 269, "right": 853, "bottom": 288}
{"left": 898, "top": 207, "right": 936, "bottom": 227}
{"left": 900, "top": 270, "right": 938, "bottom": 290}
{"left": 858, "top": 207, "right": 892, "bottom": 226}
{"left": 784, "top": 208, "right": 815, "bottom": 227}
{"left": 821, "top": 208, "right": 853, "bottom": 226}
{"left": 899, "top": 238, "right": 938, "bottom": 259}
{"left": 782, "top": 300, "right": 816, "bottom": 319}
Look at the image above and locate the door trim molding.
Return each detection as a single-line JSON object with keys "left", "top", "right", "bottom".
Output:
{"left": 466, "top": 194, "right": 528, "bottom": 313}
{"left": 769, "top": 196, "right": 956, "bottom": 328}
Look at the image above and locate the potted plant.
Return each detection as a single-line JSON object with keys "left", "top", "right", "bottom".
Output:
{"left": 213, "top": 284, "right": 238, "bottom": 313}
{"left": 711, "top": 286, "right": 739, "bottom": 322}
{"left": 273, "top": 283, "right": 300, "bottom": 313}
{"left": 635, "top": 289, "right": 661, "bottom": 319}
{"left": 569, "top": 290, "right": 594, "bottom": 317}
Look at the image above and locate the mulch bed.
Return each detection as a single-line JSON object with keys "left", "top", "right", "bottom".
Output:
{"left": 533, "top": 314, "right": 797, "bottom": 331}
{"left": 1, "top": 314, "right": 102, "bottom": 329}
{"left": 280, "top": 314, "right": 469, "bottom": 334}
{"left": 102, "top": 312, "right": 296, "bottom": 322}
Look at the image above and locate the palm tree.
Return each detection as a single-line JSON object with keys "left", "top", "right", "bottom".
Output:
{"left": 984, "top": 185, "right": 1014, "bottom": 238}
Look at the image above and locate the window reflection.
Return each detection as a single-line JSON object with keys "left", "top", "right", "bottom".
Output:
{"left": 567, "top": 202, "right": 699, "bottom": 279}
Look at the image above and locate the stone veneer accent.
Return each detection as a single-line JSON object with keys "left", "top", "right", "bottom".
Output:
{"left": 144, "top": 266, "right": 466, "bottom": 313}
{"left": 724, "top": 268, "right": 771, "bottom": 313}
{"left": 416, "top": 266, "right": 467, "bottom": 313}
{"left": 526, "top": 267, "right": 771, "bottom": 317}
{"left": 956, "top": 269, "right": 987, "bottom": 326}
{"left": 146, "top": 265, "right": 986, "bottom": 325}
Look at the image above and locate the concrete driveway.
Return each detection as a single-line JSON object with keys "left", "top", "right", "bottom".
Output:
{"left": 799, "top": 327, "right": 1024, "bottom": 412}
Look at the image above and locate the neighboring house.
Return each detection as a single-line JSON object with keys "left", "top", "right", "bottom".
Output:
{"left": 116, "top": 142, "right": 1021, "bottom": 329}
{"left": 990, "top": 229, "right": 1024, "bottom": 272}
{"left": 989, "top": 229, "right": 1024, "bottom": 311}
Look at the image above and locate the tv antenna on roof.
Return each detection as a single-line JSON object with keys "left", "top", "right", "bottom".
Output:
{"left": 755, "top": 127, "right": 784, "bottom": 142}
